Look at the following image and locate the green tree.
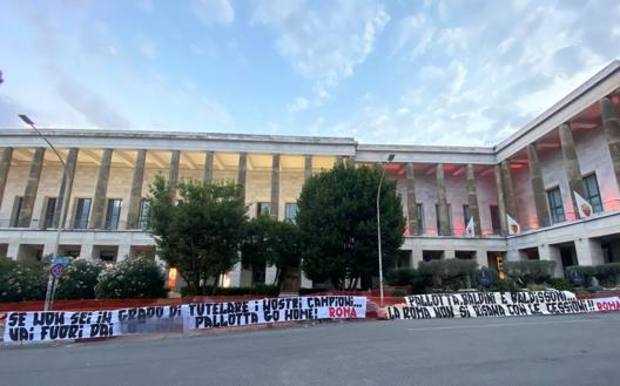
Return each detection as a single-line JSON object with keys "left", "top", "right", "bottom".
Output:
{"left": 240, "top": 215, "right": 302, "bottom": 287}
{"left": 147, "top": 175, "right": 247, "bottom": 294}
{"left": 297, "top": 163, "right": 405, "bottom": 290}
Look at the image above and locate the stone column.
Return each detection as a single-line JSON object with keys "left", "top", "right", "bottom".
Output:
{"left": 335, "top": 156, "right": 344, "bottom": 166}
{"left": 203, "top": 151, "right": 214, "bottom": 182}
{"left": 90, "top": 149, "right": 113, "bottom": 229}
{"left": 494, "top": 164, "right": 508, "bottom": 235}
{"left": 405, "top": 163, "right": 418, "bottom": 235}
{"left": 527, "top": 144, "right": 550, "bottom": 227}
{"left": 126, "top": 149, "right": 146, "bottom": 229}
{"left": 465, "top": 164, "right": 481, "bottom": 236}
{"left": 304, "top": 155, "right": 312, "bottom": 181}
{"left": 500, "top": 160, "right": 517, "bottom": 220}
{"left": 265, "top": 265, "right": 278, "bottom": 285}
{"left": 411, "top": 248, "right": 423, "bottom": 268}
{"left": 538, "top": 244, "right": 563, "bottom": 278}
{"left": 559, "top": 123, "right": 586, "bottom": 216}
{"left": 600, "top": 97, "right": 620, "bottom": 189}
{"left": 18, "top": 148, "right": 45, "bottom": 228}
{"left": 444, "top": 249, "right": 456, "bottom": 259}
{"left": 475, "top": 249, "right": 488, "bottom": 267}
{"left": 168, "top": 150, "right": 180, "bottom": 195}
{"left": 0, "top": 148, "right": 13, "bottom": 210}
{"left": 270, "top": 154, "right": 280, "bottom": 219}
{"left": 436, "top": 163, "right": 450, "bottom": 236}
{"left": 54, "top": 148, "right": 78, "bottom": 228}
{"left": 575, "top": 238, "right": 605, "bottom": 266}
{"left": 237, "top": 152, "right": 247, "bottom": 202}
{"left": 117, "top": 244, "right": 131, "bottom": 262}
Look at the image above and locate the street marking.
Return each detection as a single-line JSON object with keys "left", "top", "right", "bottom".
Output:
{"left": 406, "top": 318, "right": 598, "bottom": 332}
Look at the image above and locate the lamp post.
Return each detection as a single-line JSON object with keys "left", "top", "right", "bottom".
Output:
{"left": 18, "top": 114, "right": 70, "bottom": 311}
{"left": 377, "top": 153, "right": 395, "bottom": 305}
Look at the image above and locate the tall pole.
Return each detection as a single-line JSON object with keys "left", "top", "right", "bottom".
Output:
{"left": 19, "top": 115, "right": 71, "bottom": 311}
{"left": 376, "top": 154, "right": 394, "bottom": 305}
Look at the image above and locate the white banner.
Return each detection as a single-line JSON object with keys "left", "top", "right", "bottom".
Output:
{"left": 386, "top": 291, "right": 597, "bottom": 320}
{"left": 183, "top": 296, "right": 367, "bottom": 330}
{"left": 3, "top": 310, "right": 118, "bottom": 343}
{"left": 592, "top": 296, "right": 620, "bottom": 312}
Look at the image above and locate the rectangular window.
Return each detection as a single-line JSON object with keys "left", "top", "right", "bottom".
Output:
{"left": 435, "top": 203, "right": 452, "bottom": 235}
{"left": 73, "top": 198, "right": 91, "bottom": 229}
{"left": 463, "top": 204, "right": 472, "bottom": 228}
{"left": 285, "top": 203, "right": 298, "bottom": 223}
{"left": 583, "top": 174, "right": 603, "bottom": 213}
{"left": 416, "top": 203, "right": 424, "bottom": 235}
{"left": 42, "top": 197, "right": 57, "bottom": 229}
{"left": 490, "top": 205, "right": 501, "bottom": 234}
{"left": 547, "top": 187, "right": 566, "bottom": 224}
{"left": 10, "top": 196, "right": 23, "bottom": 227}
{"left": 257, "top": 202, "right": 271, "bottom": 217}
{"left": 104, "top": 199, "right": 122, "bottom": 230}
{"left": 138, "top": 198, "right": 150, "bottom": 230}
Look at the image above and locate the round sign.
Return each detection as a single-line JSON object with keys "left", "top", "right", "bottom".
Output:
{"left": 567, "top": 270, "right": 585, "bottom": 286}
{"left": 50, "top": 264, "right": 64, "bottom": 278}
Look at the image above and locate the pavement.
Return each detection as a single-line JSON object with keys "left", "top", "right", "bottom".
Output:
{"left": 1, "top": 312, "right": 619, "bottom": 386}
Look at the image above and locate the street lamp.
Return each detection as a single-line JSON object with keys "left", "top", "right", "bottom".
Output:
{"left": 18, "top": 114, "right": 70, "bottom": 311}
{"left": 377, "top": 153, "right": 395, "bottom": 305}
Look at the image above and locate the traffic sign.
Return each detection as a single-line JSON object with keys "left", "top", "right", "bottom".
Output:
{"left": 50, "top": 256, "right": 71, "bottom": 266}
{"left": 50, "top": 264, "right": 65, "bottom": 278}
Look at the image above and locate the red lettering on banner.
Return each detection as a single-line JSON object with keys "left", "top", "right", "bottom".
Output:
{"left": 596, "top": 300, "right": 620, "bottom": 311}
{"left": 328, "top": 307, "right": 357, "bottom": 318}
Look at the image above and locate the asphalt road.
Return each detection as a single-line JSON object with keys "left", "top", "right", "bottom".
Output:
{"left": 1, "top": 312, "right": 619, "bottom": 386}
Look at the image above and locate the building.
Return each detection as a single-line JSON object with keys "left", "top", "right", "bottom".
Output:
{"left": 1, "top": 61, "right": 620, "bottom": 288}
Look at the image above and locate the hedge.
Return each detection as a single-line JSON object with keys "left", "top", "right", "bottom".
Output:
{"left": 0, "top": 257, "right": 46, "bottom": 302}
{"left": 95, "top": 258, "right": 167, "bottom": 299}
{"left": 566, "top": 263, "right": 620, "bottom": 287}
{"left": 418, "top": 259, "right": 478, "bottom": 291}
{"left": 55, "top": 259, "right": 103, "bottom": 300}
{"left": 503, "top": 260, "right": 556, "bottom": 285}
{"left": 181, "top": 284, "right": 280, "bottom": 297}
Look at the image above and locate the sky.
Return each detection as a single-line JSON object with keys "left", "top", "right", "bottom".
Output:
{"left": 0, "top": 0, "right": 619, "bottom": 146}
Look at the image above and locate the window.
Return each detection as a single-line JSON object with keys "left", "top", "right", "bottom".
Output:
{"left": 42, "top": 197, "right": 57, "bottom": 229}
{"left": 583, "top": 174, "right": 603, "bottom": 213}
{"left": 73, "top": 198, "right": 91, "bottom": 229}
{"left": 547, "top": 187, "right": 565, "bottom": 224}
{"left": 463, "top": 204, "right": 472, "bottom": 228}
{"left": 490, "top": 205, "right": 501, "bottom": 234}
{"left": 435, "top": 203, "right": 452, "bottom": 235}
{"left": 104, "top": 199, "right": 122, "bottom": 230}
{"left": 257, "top": 202, "right": 271, "bottom": 217}
{"left": 138, "top": 198, "right": 150, "bottom": 230}
{"left": 416, "top": 203, "right": 424, "bottom": 235}
{"left": 10, "top": 196, "right": 23, "bottom": 227}
{"left": 285, "top": 203, "right": 298, "bottom": 223}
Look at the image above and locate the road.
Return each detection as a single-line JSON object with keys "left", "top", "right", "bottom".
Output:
{"left": 1, "top": 312, "right": 619, "bottom": 386}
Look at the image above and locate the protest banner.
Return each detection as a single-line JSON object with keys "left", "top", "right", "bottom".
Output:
{"left": 183, "top": 295, "right": 367, "bottom": 330}
{"left": 592, "top": 296, "right": 620, "bottom": 312}
{"left": 116, "top": 305, "right": 184, "bottom": 334}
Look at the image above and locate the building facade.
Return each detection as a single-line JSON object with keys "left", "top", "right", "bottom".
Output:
{"left": 1, "top": 61, "right": 620, "bottom": 287}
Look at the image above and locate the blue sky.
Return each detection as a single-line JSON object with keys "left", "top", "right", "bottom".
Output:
{"left": 1, "top": 0, "right": 619, "bottom": 145}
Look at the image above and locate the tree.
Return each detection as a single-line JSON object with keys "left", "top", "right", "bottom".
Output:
{"left": 147, "top": 175, "right": 247, "bottom": 294}
{"left": 240, "top": 215, "right": 302, "bottom": 287}
{"left": 296, "top": 163, "right": 405, "bottom": 290}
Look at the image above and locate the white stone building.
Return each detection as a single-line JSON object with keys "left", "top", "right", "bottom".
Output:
{"left": 1, "top": 61, "right": 620, "bottom": 288}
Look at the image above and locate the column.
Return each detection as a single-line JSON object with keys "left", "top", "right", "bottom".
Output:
{"left": 265, "top": 264, "right": 277, "bottom": 285}
{"left": 500, "top": 160, "right": 517, "bottom": 220}
{"left": 559, "top": 123, "right": 586, "bottom": 216}
{"left": 270, "top": 154, "right": 280, "bottom": 219}
{"left": 18, "top": 147, "right": 45, "bottom": 228}
{"left": 411, "top": 248, "right": 423, "bottom": 268}
{"left": 335, "top": 156, "right": 344, "bottom": 166}
{"left": 494, "top": 164, "right": 508, "bottom": 234}
{"left": 238, "top": 152, "right": 247, "bottom": 201}
{"left": 126, "top": 149, "right": 146, "bottom": 229}
{"left": 53, "top": 148, "right": 78, "bottom": 228}
{"left": 465, "top": 164, "right": 481, "bottom": 236}
{"left": 538, "top": 244, "right": 563, "bottom": 278}
{"left": 474, "top": 249, "right": 488, "bottom": 267}
{"left": 168, "top": 150, "right": 180, "bottom": 195}
{"left": 405, "top": 163, "right": 418, "bottom": 235}
{"left": 7, "top": 243, "right": 19, "bottom": 260}
{"left": 117, "top": 244, "right": 131, "bottom": 262}
{"left": 444, "top": 249, "right": 456, "bottom": 259}
{"left": 436, "top": 164, "right": 450, "bottom": 236}
{"left": 0, "top": 147, "right": 13, "bottom": 209}
{"left": 527, "top": 144, "right": 550, "bottom": 227}
{"left": 203, "top": 151, "right": 214, "bottom": 182}
{"left": 90, "top": 149, "right": 113, "bottom": 229}
{"left": 304, "top": 155, "right": 312, "bottom": 181}
{"left": 600, "top": 97, "right": 620, "bottom": 189}
{"left": 575, "top": 238, "right": 605, "bottom": 266}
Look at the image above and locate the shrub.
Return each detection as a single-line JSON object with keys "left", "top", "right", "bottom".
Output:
{"left": 95, "top": 258, "right": 167, "bottom": 299}
{"left": 0, "top": 257, "right": 46, "bottom": 302}
{"left": 181, "top": 284, "right": 280, "bottom": 297}
{"left": 298, "top": 288, "right": 328, "bottom": 296}
{"left": 474, "top": 267, "right": 498, "bottom": 289}
{"left": 545, "top": 277, "right": 573, "bottom": 291}
{"left": 385, "top": 268, "right": 416, "bottom": 286}
{"left": 391, "top": 289, "right": 406, "bottom": 297}
{"left": 55, "top": 259, "right": 103, "bottom": 300}
{"left": 503, "top": 260, "right": 555, "bottom": 285}
{"left": 418, "top": 259, "right": 478, "bottom": 291}
{"left": 566, "top": 263, "right": 620, "bottom": 287}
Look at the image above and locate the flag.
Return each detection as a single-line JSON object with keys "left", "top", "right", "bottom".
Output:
{"left": 465, "top": 217, "right": 475, "bottom": 237}
{"left": 403, "top": 225, "right": 410, "bottom": 237}
{"left": 574, "top": 191, "right": 593, "bottom": 218}
{"left": 507, "top": 214, "right": 520, "bottom": 235}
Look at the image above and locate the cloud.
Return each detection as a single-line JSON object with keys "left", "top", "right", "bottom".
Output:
{"left": 192, "top": 0, "right": 235, "bottom": 25}
{"left": 139, "top": 40, "right": 158, "bottom": 60}
{"left": 287, "top": 97, "right": 309, "bottom": 113}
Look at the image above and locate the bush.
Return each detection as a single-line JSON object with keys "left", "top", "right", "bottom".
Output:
{"left": 503, "top": 260, "right": 555, "bottom": 285}
{"left": 298, "top": 288, "right": 328, "bottom": 296}
{"left": 0, "top": 257, "right": 46, "bottom": 302}
{"left": 55, "top": 259, "right": 103, "bottom": 300}
{"left": 181, "top": 284, "right": 280, "bottom": 297}
{"left": 546, "top": 277, "right": 573, "bottom": 291}
{"left": 418, "top": 259, "right": 478, "bottom": 291}
{"left": 391, "top": 289, "right": 406, "bottom": 297}
{"left": 566, "top": 263, "right": 620, "bottom": 287}
{"left": 95, "top": 258, "right": 167, "bottom": 299}
{"left": 474, "top": 267, "right": 498, "bottom": 289}
{"left": 385, "top": 268, "right": 416, "bottom": 286}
